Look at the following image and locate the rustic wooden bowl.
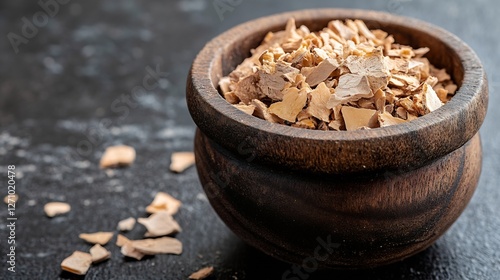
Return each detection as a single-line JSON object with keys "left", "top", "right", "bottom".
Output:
{"left": 186, "top": 9, "right": 488, "bottom": 269}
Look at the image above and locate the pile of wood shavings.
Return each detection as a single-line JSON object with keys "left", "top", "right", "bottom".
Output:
{"left": 219, "top": 18, "right": 457, "bottom": 131}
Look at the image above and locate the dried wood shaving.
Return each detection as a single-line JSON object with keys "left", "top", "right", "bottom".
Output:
{"left": 251, "top": 99, "right": 282, "bottom": 123}
{"left": 117, "top": 235, "right": 144, "bottom": 260}
{"left": 419, "top": 83, "right": 444, "bottom": 114}
{"left": 223, "top": 92, "right": 239, "bottom": 104}
{"left": 379, "top": 111, "right": 407, "bottom": 127}
{"left": 130, "top": 237, "right": 183, "bottom": 255}
{"left": 305, "top": 82, "right": 332, "bottom": 122}
{"left": 445, "top": 83, "right": 458, "bottom": 94}
{"left": 341, "top": 106, "right": 377, "bottom": 131}
{"left": 99, "top": 145, "right": 136, "bottom": 168}
{"left": 79, "top": 232, "right": 114, "bottom": 245}
{"left": 116, "top": 234, "right": 130, "bottom": 247}
{"left": 234, "top": 103, "right": 256, "bottom": 115}
{"left": 145, "top": 192, "right": 182, "bottom": 215}
{"left": 121, "top": 241, "right": 145, "bottom": 260}
{"left": 189, "top": 266, "right": 215, "bottom": 280}
{"left": 117, "top": 217, "right": 136, "bottom": 232}
{"left": 89, "top": 244, "right": 111, "bottom": 263}
{"left": 44, "top": 202, "right": 71, "bottom": 217}
{"left": 220, "top": 18, "right": 457, "bottom": 130}
{"left": 436, "top": 88, "right": 449, "bottom": 103}
{"left": 138, "top": 211, "right": 181, "bottom": 237}
{"left": 170, "top": 152, "right": 195, "bottom": 173}
{"left": 327, "top": 74, "right": 372, "bottom": 108}
{"left": 233, "top": 74, "right": 263, "bottom": 104}
{"left": 4, "top": 194, "right": 18, "bottom": 204}
{"left": 302, "top": 58, "right": 338, "bottom": 86}
{"left": 268, "top": 87, "right": 308, "bottom": 122}
{"left": 60, "top": 251, "right": 93, "bottom": 275}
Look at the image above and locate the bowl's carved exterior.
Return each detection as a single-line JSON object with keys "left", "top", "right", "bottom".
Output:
{"left": 195, "top": 131, "right": 481, "bottom": 268}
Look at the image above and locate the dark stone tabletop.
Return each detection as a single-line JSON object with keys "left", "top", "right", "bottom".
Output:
{"left": 0, "top": 0, "right": 499, "bottom": 279}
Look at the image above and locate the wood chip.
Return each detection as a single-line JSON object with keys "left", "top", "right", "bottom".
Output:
{"left": 341, "top": 106, "right": 377, "bottom": 131}
{"left": 99, "top": 145, "right": 136, "bottom": 168}
{"left": 392, "top": 74, "right": 420, "bottom": 91}
{"left": 44, "top": 202, "right": 71, "bottom": 217}
{"left": 327, "top": 74, "right": 372, "bottom": 108}
{"left": 329, "top": 20, "right": 356, "bottom": 41}
{"left": 345, "top": 50, "right": 388, "bottom": 93}
{"left": 89, "top": 244, "right": 111, "bottom": 263}
{"left": 218, "top": 76, "right": 232, "bottom": 94}
{"left": 258, "top": 60, "right": 300, "bottom": 100}
{"left": 418, "top": 83, "right": 443, "bottom": 114}
{"left": 79, "top": 232, "right": 114, "bottom": 245}
{"left": 189, "top": 266, "right": 215, "bottom": 280}
{"left": 432, "top": 67, "right": 451, "bottom": 82}
{"left": 445, "top": 83, "right": 458, "bottom": 95}
{"left": 117, "top": 217, "right": 136, "bottom": 232}
{"left": 138, "top": 211, "right": 181, "bottom": 237}
{"left": 233, "top": 74, "right": 262, "bottom": 104}
{"left": 117, "top": 235, "right": 146, "bottom": 260}
{"left": 121, "top": 242, "right": 145, "bottom": 260}
{"left": 378, "top": 112, "right": 407, "bottom": 127}
{"left": 413, "top": 47, "right": 430, "bottom": 57}
{"left": 268, "top": 87, "right": 308, "bottom": 122}
{"left": 116, "top": 234, "right": 130, "bottom": 247}
{"left": 301, "top": 58, "right": 338, "bottom": 86}
{"left": 145, "top": 192, "right": 182, "bottom": 215}
{"left": 223, "top": 92, "right": 239, "bottom": 104}
{"left": 4, "top": 194, "right": 18, "bottom": 204}
{"left": 251, "top": 99, "right": 282, "bottom": 123}
{"left": 292, "top": 118, "right": 317, "bottom": 129}
{"left": 61, "top": 251, "right": 92, "bottom": 275}
{"left": 169, "top": 152, "right": 195, "bottom": 173}
{"left": 234, "top": 103, "right": 256, "bottom": 115}
{"left": 436, "top": 88, "right": 449, "bottom": 103}
{"left": 130, "top": 237, "right": 183, "bottom": 255}
{"left": 305, "top": 82, "right": 332, "bottom": 122}
{"left": 396, "top": 107, "right": 408, "bottom": 120}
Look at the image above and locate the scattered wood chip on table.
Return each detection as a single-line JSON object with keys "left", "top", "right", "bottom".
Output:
{"left": 138, "top": 211, "right": 182, "bottom": 237}
{"left": 44, "top": 202, "right": 71, "bottom": 217}
{"left": 100, "top": 145, "right": 136, "bottom": 168}
{"left": 116, "top": 234, "right": 130, "bottom": 247}
{"left": 61, "top": 251, "right": 93, "bottom": 275}
{"left": 189, "top": 266, "right": 215, "bottom": 280}
{"left": 118, "top": 234, "right": 145, "bottom": 261}
{"left": 4, "top": 194, "right": 18, "bottom": 204}
{"left": 89, "top": 244, "right": 111, "bottom": 263}
{"left": 117, "top": 217, "right": 136, "bottom": 231}
{"left": 170, "top": 152, "right": 195, "bottom": 173}
{"left": 121, "top": 241, "right": 146, "bottom": 260}
{"left": 118, "top": 236, "right": 183, "bottom": 259}
{"left": 129, "top": 237, "right": 183, "bottom": 255}
{"left": 146, "top": 192, "right": 182, "bottom": 215}
{"left": 58, "top": 190, "right": 185, "bottom": 274}
{"left": 79, "top": 232, "right": 114, "bottom": 245}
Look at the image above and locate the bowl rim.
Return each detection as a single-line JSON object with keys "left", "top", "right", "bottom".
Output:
{"left": 187, "top": 8, "right": 488, "bottom": 174}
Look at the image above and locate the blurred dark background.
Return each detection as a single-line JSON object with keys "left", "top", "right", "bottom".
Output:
{"left": 0, "top": 0, "right": 499, "bottom": 279}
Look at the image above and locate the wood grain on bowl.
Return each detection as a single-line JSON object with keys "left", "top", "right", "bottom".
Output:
{"left": 195, "top": 130, "right": 481, "bottom": 268}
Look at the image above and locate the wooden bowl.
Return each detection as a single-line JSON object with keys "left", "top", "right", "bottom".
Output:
{"left": 186, "top": 9, "right": 488, "bottom": 268}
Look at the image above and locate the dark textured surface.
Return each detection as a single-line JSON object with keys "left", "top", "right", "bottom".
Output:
{"left": 0, "top": 0, "right": 498, "bottom": 279}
